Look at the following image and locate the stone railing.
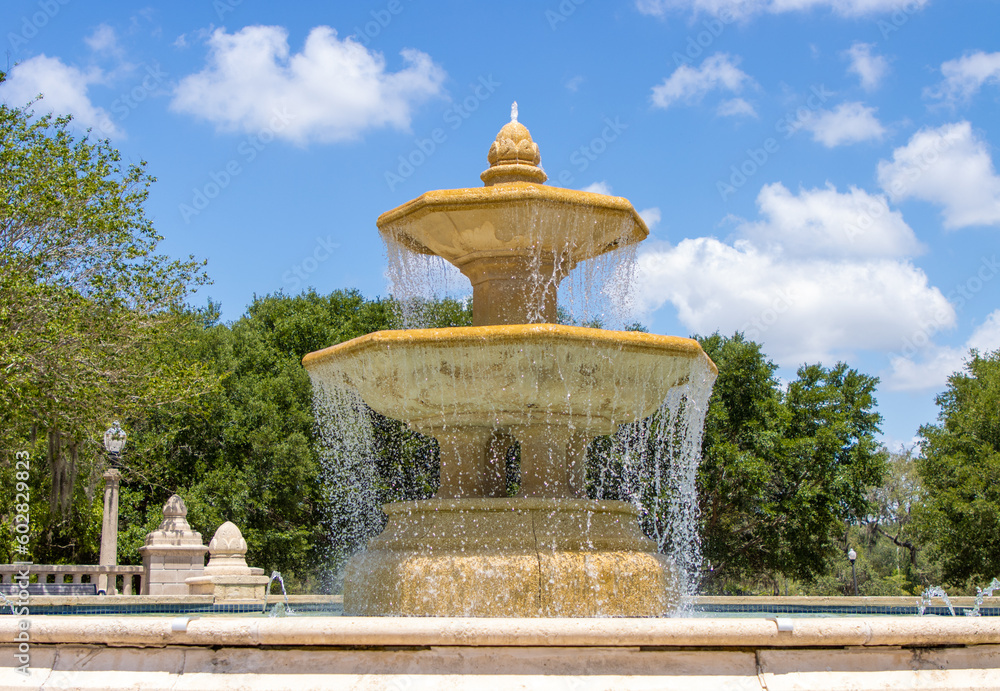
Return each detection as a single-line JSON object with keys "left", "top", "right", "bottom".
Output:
{"left": 0, "top": 564, "right": 143, "bottom": 595}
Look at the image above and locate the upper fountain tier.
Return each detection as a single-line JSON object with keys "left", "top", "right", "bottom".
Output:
{"left": 377, "top": 104, "right": 648, "bottom": 326}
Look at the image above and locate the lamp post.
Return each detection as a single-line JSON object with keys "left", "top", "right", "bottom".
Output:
{"left": 103, "top": 421, "right": 127, "bottom": 467}
{"left": 99, "top": 422, "right": 126, "bottom": 594}
{"left": 848, "top": 548, "right": 858, "bottom": 597}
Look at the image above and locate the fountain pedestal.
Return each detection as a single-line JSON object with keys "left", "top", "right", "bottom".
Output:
{"left": 344, "top": 499, "right": 678, "bottom": 617}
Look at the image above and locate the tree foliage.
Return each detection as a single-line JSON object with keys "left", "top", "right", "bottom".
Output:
{"left": 914, "top": 348, "right": 1000, "bottom": 586}
{"left": 0, "top": 83, "right": 213, "bottom": 564}
{"left": 696, "top": 333, "right": 887, "bottom": 589}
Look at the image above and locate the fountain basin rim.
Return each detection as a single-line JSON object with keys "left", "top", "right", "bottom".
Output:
{"left": 376, "top": 180, "right": 648, "bottom": 242}
{"left": 379, "top": 497, "right": 643, "bottom": 516}
{"left": 7, "top": 616, "right": 1000, "bottom": 648}
{"left": 302, "top": 323, "right": 717, "bottom": 376}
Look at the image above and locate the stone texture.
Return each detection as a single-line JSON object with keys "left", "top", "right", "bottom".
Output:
{"left": 139, "top": 495, "right": 207, "bottom": 596}
{"left": 3, "top": 619, "right": 1000, "bottom": 690}
{"left": 97, "top": 469, "right": 121, "bottom": 594}
{"left": 186, "top": 521, "right": 267, "bottom": 600}
{"left": 343, "top": 498, "right": 678, "bottom": 617}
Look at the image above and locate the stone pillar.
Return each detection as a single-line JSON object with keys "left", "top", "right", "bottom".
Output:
{"left": 185, "top": 522, "right": 268, "bottom": 601}
{"left": 139, "top": 495, "right": 208, "bottom": 595}
{"left": 513, "top": 425, "right": 574, "bottom": 498}
{"left": 97, "top": 469, "right": 121, "bottom": 594}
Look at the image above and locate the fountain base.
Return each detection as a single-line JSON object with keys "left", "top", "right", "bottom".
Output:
{"left": 343, "top": 498, "right": 679, "bottom": 617}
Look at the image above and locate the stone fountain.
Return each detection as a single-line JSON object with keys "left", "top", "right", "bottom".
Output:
{"left": 303, "top": 105, "right": 717, "bottom": 617}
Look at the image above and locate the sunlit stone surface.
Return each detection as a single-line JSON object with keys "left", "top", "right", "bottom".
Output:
{"left": 343, "top": 498, "right": 678, "bottom": 617}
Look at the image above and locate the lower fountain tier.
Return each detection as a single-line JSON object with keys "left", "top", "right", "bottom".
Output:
{"left": 304, "top": 324, "right": 712, "bottom": 433}
{"left": 303, "top": 324, "right": 717, "bottom": 498}
{"left": 343, "top": 498, "right": 680, "bottom": 617}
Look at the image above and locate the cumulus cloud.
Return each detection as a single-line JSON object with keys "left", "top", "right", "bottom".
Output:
{"left": 635, "top": 183, "right": 948, "bottom": 364}
{"left": 651, "top": 53, "right": 754, "bottom": 110}
{"left": 886, "top": 309, "right": 1000, "bottom": 391}
{"left": 85, "top": 24, "right": 123, "bottom": 57}
{"left": 581, "top": 181, "right": 613, "bottom": 195}
{"left": 639, "top": 207, "right": 662, "bottom": 230}
{"left": 0, "top": 55, "right": 120, "bottom": 137}
{"left": 739, "top": 182, "right": 922, "bottom": 258}
{"left": 926, "top": 50, "right": 1000, "bottom": 102}
{"left": 799, "top": 102, "right": 885, "bottom": 147}
{"left": 845, "top": 42, "right": 889, "bottom": 91}
{"left": 636, "top": 0, "right": 928, "bottom": 18}
{"left": 171, "top": 25, "right": 446, "bottom": 144}
{"left": 877, "top": 121, "right": 1000, "bottom": 228}
{"left": 717, "top": 97, "right": 757, "bottom": 118}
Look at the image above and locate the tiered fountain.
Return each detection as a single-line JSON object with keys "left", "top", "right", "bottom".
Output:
{"left": 303, "top": 105, "right": 717, "bottom": 617}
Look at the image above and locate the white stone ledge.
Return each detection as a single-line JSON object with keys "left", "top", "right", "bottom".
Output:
{"left": 3, "top": 616, "right": 1000, "bottom": 649}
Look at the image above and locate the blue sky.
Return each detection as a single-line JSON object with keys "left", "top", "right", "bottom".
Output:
{"left": 3, "top": 0, "right": 999, "bottom": 448}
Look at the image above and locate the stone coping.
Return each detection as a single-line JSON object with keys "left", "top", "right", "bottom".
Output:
{"left": 3, "top": 616, "right": 1000, "bottom": 648}
{"left": 698, "top": 595, "right": 989, "bottom": 607}
{"left": 303, "top": 323, "right": 715, "bottom": 373}
{"left": 11, "top": 594, "right": 978, "bottom": 608}
{"left": 12, "top": 594, "right": 341, "bottom": 607}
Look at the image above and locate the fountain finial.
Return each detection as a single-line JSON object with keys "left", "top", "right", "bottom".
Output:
{"left": 481, "top": 104, "right": 547, "bottom": 186}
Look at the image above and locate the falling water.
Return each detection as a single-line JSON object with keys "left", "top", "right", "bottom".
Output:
{"left": 594, "top": 355, "right": 716, "bottom": 614}
{"left": 967, "top": 578, "right": 1000, "bottom": 616}
{"left": 0, "top": 592, "right": 17, "bottom": 616}
{"left": 382, "top": 205, "right": 640, "bottom": 330}
{"left": 312, "top": 382, "right": 383, "bottom": 593}
{"left": 919, "top": 586, "right": 956, "bottom": 616}
{"left": 263, "top": 571, "right": 295, "bottom": 617}
{"left": 384, "top": 239, "right": 470, "bottom": 329}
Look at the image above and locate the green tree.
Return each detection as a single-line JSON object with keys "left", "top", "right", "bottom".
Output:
{"left": 0, "top": 83, "right": 213, "bottom": 564}
{"left": 694, "top": 333, "right": 887, "bottom": 591}
{"left": 117, "top": 290, "right": 472, "bottom": 591}
{"left": 914, "top": 348, "right": 1000, "bottom": 586}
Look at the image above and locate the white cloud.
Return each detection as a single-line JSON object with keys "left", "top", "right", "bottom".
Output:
{"left": 0, "top": 55, "right": 120, "bottom": 137}
{"left": 877, "top": 121, "right": 1000, "bottom": 229}
{"left": 740, "top": 182, "right": 923, "bottom": 258}
{"left": 886, "top": 310, "right": 1000, "bottom": 391}
{"left": 171, "top": 25, "right": 446, "bottom": 144}
{"left": 845, "top": 42, "right": 889, "bottom": 91}
{"left": 85, "top": 24, "right": 122, "bottom": 57}
{"left": 635, "top": 183, "right": 948, "bottom": 364}
{"left": 565, "top": 75, "right": 584, "bottom": 92}
{"left": 717, "top": 97, "right": 757, "bottom": 118}
{"left": 636, "top": 0, "right": 928, "bottom": 18}
{"left": 582, "top": 181, "right": 613, "bottom": 195}
{"left": 926, "top": 51, "right": 1000, "bottom": 102}
{"left": 799, "top": 101, "right": 885, "bottom": 147}
{"left": 651, "top": 53, "right": 754, "bottom": 110}
{"left": 639, "top": 207, "right": 662, "bottom": 230}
